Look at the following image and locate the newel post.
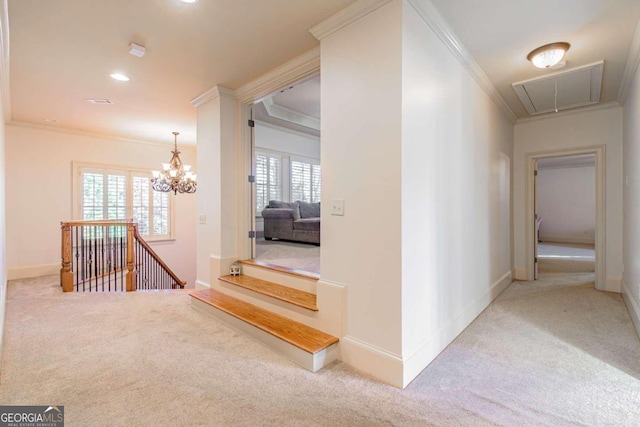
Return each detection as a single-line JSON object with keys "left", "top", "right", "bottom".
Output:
{"left": 126, "top": 222, "right": 137, "bottom": 291}
{"left": 60, "top": 223, "right": 74, "bottom": 292}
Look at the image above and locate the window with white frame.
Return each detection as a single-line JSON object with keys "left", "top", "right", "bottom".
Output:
{"left": 76, "top": 163, "right": 172, "bottom": 240}
{"left": 290, "top": 158, "right": 321, "bottom": 203}
{"left": 255, "top": 150, "right": 282, "bottom": 216}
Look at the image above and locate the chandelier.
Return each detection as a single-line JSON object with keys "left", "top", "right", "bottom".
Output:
{"left": 151, "top": 132, "right": 197, "bottom": 194}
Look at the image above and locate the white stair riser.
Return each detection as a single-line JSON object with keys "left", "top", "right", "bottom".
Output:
{"left": 238, "top": 264, "right": 317, "bottom": 293}
{"left": 191, "top": 298, "right": 337, "bottom": 372}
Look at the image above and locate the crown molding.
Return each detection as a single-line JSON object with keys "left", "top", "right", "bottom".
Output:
{"left": 234, "top": 47, "right": 320, "bottom": 105}
{"left": 6, "top": 120, "right": 197, "bottom": 148}
{"left": 262, "top": 97, "right": 320, "bottom": 131}
{"left": 254, "top": 119, "right": 320, "bottom": 141}
{"left": 189, "top": 85, "right": 235, "bottom": 108}
{"left": 515, "top": 101, "right": 621, "bottom": 124}
{"left": 309, "top": 0, "right": 393, "bottom": 40}
{"left": 406, "top": 0, "right": 517, "bottom": 124}
{"left": 0, "top": 0, "right": 11, "bottom": 123}
{"left": 618, "top": 17, "right": 640, "bottom": 104}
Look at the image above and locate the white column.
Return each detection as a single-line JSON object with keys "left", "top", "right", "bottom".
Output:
{"left": 193, "top": 87, "right": 239, "bottom": 288}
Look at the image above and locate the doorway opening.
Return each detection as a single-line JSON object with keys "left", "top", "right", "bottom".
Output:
{"left": 250, "top": 75, "right": 321, "bottom": 276}
{"left": 526, "top": 146, "right": 605, "bottom": 289}
{"left": 535, "top": 154, "right": 596, "bottom": 278}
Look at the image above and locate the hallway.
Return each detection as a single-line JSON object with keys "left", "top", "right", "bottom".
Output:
{"left": 1, "top": 271, "right": 638, "bottom": 425}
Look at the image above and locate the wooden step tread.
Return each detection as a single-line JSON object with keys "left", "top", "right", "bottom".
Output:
{"left": 238, "top": 259, "right": 320, "bottom": 280}
{"left": 189, "top": 289, "right": 338, "bottom": 354}
{"left": 219, "top": 274, "right": 318, "bottom": 311}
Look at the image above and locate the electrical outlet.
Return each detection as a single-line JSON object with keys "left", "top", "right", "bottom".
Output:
{"left": 331, "top": 199, "right": 344, "bottom": 216}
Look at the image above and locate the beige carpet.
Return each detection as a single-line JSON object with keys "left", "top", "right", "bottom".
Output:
{"left": 1, "top": 271, "right": 640, "bottom": 426}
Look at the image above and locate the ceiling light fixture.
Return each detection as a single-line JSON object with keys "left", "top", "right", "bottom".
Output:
{"left": 151, "top": 132, "right": 197, "bottom": 195}
{"left": 110, "top": 73, "right": 130, "bottom": 82}
{"left": 527, "top": 42, "right": 570, "bottom": 69}
{"left": 181, "top": 0, "right": 197, "bottom": 3}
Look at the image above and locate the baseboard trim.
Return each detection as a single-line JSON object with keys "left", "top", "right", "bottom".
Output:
{"left": 340, "top": 335, "right": 403, "bottom": 388}
{"left": 540, "top": 236, "right": 595, "bottom": 245}
{"left": 605, "top": 276, "right": 622, "bottom": 293}
{"left": 402, "top": 270, "right": 513, "bottom": 387}
{"left": 7, "top": 263, "right": 59, "bottom": 280}
{"left": 621, "top": 279, "right": 640, "bottom": 338}
{"left": 514, "top": 267, "right": 527, "bottom": 280}
{"left": 195, "top": 280, "right": 211, "bottom": 290}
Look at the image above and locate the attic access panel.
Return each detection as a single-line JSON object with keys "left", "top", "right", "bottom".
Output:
{"left": 512, "top": 61, "right": 604, "bottom": 116}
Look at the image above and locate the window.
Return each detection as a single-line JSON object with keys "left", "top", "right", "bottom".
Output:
{"left": 75, "top": 163, "right": 172, "bottom": 240}
{"left": 290, "top": 158, "right": 321, "bottom": 203}
{"left": 256, "top": 150, "right": 282, "bottom": 216}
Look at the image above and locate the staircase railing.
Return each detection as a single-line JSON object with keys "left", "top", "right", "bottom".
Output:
{"left": 60, "top": 220, "right": 186, "bottom": 292}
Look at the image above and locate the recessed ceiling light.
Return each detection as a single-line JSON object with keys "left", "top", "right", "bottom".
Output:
{"left": 181, "top": 0, "right": 197, "bottom": 3}
{"left": 110, "top": 73, "right": 130, "bottom": 82}
{"left": 86, "top": 98, "right": 114, "bottom": 105}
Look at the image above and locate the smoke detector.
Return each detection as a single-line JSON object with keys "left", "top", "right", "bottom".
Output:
{"left": 128, "top": 43, "right": 146, "bottom": 58}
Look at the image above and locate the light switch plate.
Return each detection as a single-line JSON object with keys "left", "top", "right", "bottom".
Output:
{"left": 199, "top": 214, "right": 206, "bottom": 224}
{"left": 331, "top": 199, "right": 344, "bottom": 216}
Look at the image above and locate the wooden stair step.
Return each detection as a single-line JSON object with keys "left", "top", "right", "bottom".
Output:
{"left": 219, "top": 274, "right": 318, "bottom": 311}
{"left": 189, "top": 289, "right": 337, "bottom": 354}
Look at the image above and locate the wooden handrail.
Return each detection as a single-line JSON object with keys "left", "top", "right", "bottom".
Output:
{"left": 132, "top": 224, "right": 187, "bottom": 286}
{"left": 61, "top": 219, "right": 134, "bottom": 227}
{"left": 60, "top": 219, "right": 186, "bottom": 291}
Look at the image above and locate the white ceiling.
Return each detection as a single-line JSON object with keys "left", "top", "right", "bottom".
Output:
{"left": 6, "top": 0, "right": 640, "bottom": 146}
{"left": 6, "top": 0, "right": 353, "bottom": 145}
{"left": 430, "top": 0, "right": 640, "bottom": 119}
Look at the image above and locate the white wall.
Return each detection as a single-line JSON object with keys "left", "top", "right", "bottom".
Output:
{"left": 321, "top": 0, "right": 404, "bottom": 385}
{"left": 0, "top": 84, "right": 6, "bottom": 364}
{"left": 195, "top": 89, "right": 239, "bottom": 289}
{"left": 400, "top": 1, "right": 513, "bottom": 386}
{"left": 320, "top": 0, "right": 513, "bottom": 387}
{"left": 537, "top": 165, "right": 595, "bottom": 244}
{"left": 4, "top": 125, "right": 197, "bottom": 286}
{"left": 255, "top": 121, "right": 320, "bottom": 159}
{"left": 514, "top": 106, "right": 623, "bottom": 290}
{"left": 622, "top": 55, "right": 640, "bottom": 336}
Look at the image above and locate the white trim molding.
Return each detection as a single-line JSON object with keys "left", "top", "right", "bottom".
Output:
{"left": 0, "top": 0, "right": 10, "bottom": 122}
{"left": 516, "top": 101, "right": 621, "bottom": 124}
{"left": 235, "top": 48, "right": 320, "bottom": 105}
{"left": 621, "top": 280, "right": 640, "bottom": 337}
{"left": 190, "top": 85, "right": 235, "bottom": 109}
{"left": 618, "top": 17, "right": 640, "bottom": 104}
{"left": 309, "top": 0, "right": 393, "bottom": 40}
{"left": 524, "top": 145, "right": 606, "bottom": 290}
{"left": 340, "top": 335, "right": 404, "bottom": 388}
{"left": 7, "top": 263, "right": 59, "bottom": 281}
{"left": 406, "top": 0, "right": 517, "bottom": 124}
{"left": 403, "top": 270, "right": 512, "bottom": 387}
{"left": 262, "top": 97, "right": 320, "bottom": 131}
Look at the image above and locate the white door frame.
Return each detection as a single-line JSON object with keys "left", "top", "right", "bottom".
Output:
{"left": 524, "top": 145, "right": 605, "bottom": 289}
{"left": 234, "top": 55, "right": 321, "bottom": 261}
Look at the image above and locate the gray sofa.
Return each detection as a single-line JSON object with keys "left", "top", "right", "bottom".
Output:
{"left": 261, "top": 200, "right": 320, "bottom": 245}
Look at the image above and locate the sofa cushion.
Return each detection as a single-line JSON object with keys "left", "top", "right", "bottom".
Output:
{"left": 293, "top": 218, "right": 320, "bottom": 231}
{"left": 298, "top": 201, "right": 320, "bottom": 218}
{"left": 268, "top": 200, "right": 300, "bottom": 220}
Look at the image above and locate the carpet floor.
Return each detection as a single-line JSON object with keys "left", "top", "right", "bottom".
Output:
{"left": 1, "top": 269, "right": 639, "bottom": 426}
